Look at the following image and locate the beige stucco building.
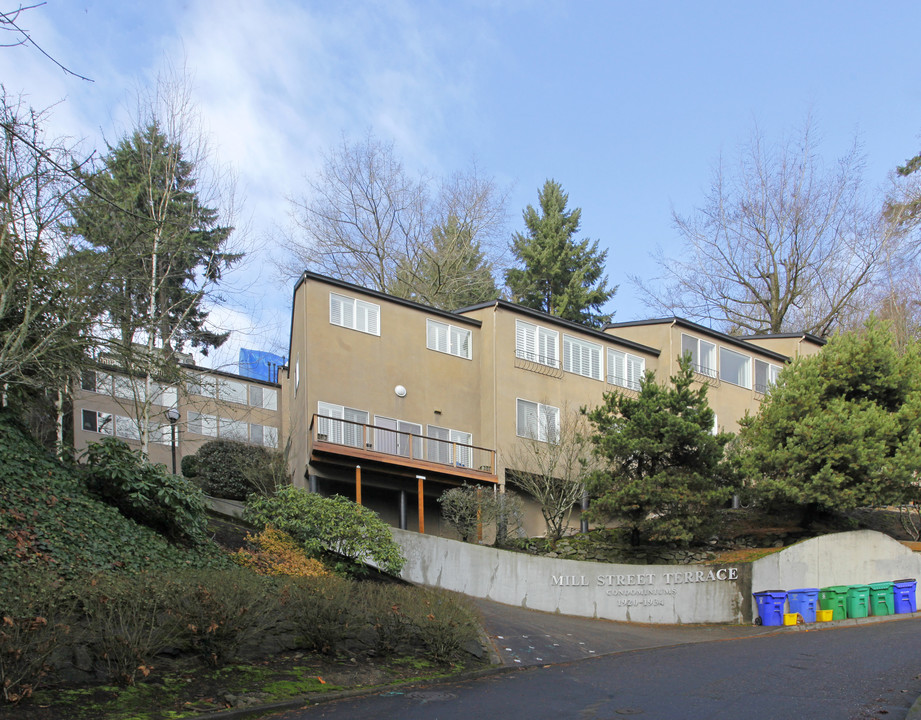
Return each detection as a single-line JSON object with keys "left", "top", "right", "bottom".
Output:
{"left": 73, "top": 358, "right": 283, "bottom": 473}
{"left": 282, "top": 272, "right": 825, "bottom": 537}
{"left": 72, "top": 271, "right": 825, "bottom": 538}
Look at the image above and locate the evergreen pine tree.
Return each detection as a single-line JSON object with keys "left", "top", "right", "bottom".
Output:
{"left": 505, "top": 180, "right": 615, "bottom": 327}
{"left": 585, "top": 357, "right": 733, "bottom": 544}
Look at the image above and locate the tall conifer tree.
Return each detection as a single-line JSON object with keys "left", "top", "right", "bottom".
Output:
{"left": 505, "top": 180, "right": 615, "bottom": 327}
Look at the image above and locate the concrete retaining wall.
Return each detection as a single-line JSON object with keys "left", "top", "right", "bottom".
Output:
{"left": 394, "top": 529, "right": 751, "bottom": 624}
{"left": 750, "top": 530, "right": 921, "bottom": 610}
{"left": 394, "top": 529, "right": 921, "bottom": 625}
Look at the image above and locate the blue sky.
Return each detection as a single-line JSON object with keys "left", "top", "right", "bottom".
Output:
{"left": 4, "top": 1, "right": 921, "bottom": 369}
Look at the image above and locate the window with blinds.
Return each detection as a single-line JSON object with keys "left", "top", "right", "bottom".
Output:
{"left": 516, "top": 399, "right": 560, "bottom": 443}
{"left": 330, "top": 292, "right": 380, "bottom": 335}
{"left": 426, "top": 319, "right": 472, "bottom": 359}
{"left": 607, "top": 349, "right": 645, "bottom": 390}
{"left": 562, "top": 335, "right": 602, "bottom": 380}
{"left": 515, "top": 320, "right": 559, "bottom": 367}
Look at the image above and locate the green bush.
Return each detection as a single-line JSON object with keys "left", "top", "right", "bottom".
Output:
{"left": 81, "top": 437, "right": 208, "bottom": 545}
{"left": 245, "top": 487, "right": 405, "bottom": 575}
{"left": 182, "top": 439, "right": 284, "bottom": 500}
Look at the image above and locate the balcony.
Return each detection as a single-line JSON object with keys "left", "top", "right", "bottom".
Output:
{"left": 309, "top": 414, "right": 498, "bottom": 483}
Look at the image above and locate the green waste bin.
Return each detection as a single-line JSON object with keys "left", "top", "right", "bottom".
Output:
{"left": 819, "top": 585, "right": 849, "bottom": 620}
{"left": 846, "top": 585, "right": 870, "bottom": 619}
{"left": 869, "top": 582, "right": 894, "bottom": 616}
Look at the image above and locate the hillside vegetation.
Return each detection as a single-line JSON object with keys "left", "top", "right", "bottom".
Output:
{"left": 0, "top": 411, "right": 229, "bottom": 582}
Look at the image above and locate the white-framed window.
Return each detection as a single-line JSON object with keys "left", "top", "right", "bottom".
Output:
{"left": 149, "top": 422, "right": 171, "bottom": 445}
{"left": 426, "top": 319, "right": 472, "bottom": 359}
{"left": 218, "top": 378, "right": 247, "bottom": 404}
{"left": 607, "top": 349, "right": 645, "bottom": 391}
{"left": 515, "top": 320, "right": 559, "bottom": 368}
{"left": 249, "top": 385, "right": 278, "bottom": 410}
{"left": 266, "top": 426, "right": 279, "bottom": 448}
{"left": 220, "top": 418, "right": 248, "bottom": 442}
{"left": 113, "top": 375, "right": 134, "bottom": 400}
{"left": 252, "top": 425, "right": 279, "bottom": 448}
{"left": 754, "top": 359, "right": 781, "bottom": 394}
{"left": 516, "top": 399, "right": 560, "bottom": 443}
{"left": 317, "top": 401, "right": 369, "bottom": 448}
{"left": 330, "top": 292, "right": 380, "bottom": 336}
{"left": 294, "top": 354, "right": 300, "bottom": 394}
{"left": 426, "top": 425, "right": 473, "bottom": 466}
{"left": 720, "top": 347, "right": 751, "bottom": 388}
{"left": 151, "top": 382, "right": 178, "bottom": 408}
{"left": 115, "top": 415, "right": 140, "bottom": 441}
{"left": 680, "top": 334, "right": 717, "bottom": 378}
{"left": 563, "top": 335, "right": 602, "bottom": 380}
{"left": 187, "top": 374, "right": 217, "bottom": 398}
{"left": 81, "top": 409, "right": 113, "bottom": 435}
{"left": 187, "top": 411, "right": 218, "bottom": 437}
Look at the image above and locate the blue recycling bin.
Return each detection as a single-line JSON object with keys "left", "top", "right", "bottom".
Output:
{"left": 753, "top": 590, "right": 787, "bottom": 626}
{"left": 787, "top": 588, "right": 819, "bottom": 623}
{"left": 893, "top": 579, "right": 917, "bottom": 614}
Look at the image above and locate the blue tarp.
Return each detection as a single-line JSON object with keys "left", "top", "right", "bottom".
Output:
{"left": 238, "top": 348, "right": 287, "bottom": 383}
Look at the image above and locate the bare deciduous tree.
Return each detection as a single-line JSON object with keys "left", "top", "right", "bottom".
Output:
{"left": 634, "top": 121, "right": 885, "bottom": 336}
{"left": 0, "top": 90, "right": 94, "bottom": 414}
{"left": 503, "top": 404, "right": 600, "bottom": 540}
{"left": 66, "top": 69, "right": 242, "bottom": 454}
{"left": 284, "top": 133, "right": 507, "bottom": 308}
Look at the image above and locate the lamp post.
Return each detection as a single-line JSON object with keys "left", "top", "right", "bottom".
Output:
{"left": 166, "top": 407, "right": 180, "bottom": 474}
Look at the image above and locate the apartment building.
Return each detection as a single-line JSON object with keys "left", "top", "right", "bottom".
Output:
{"left": 284, "top": 271, "right": 823, "bottom": 536}
{"left": 74, "top": 358, "right": 283, "bottom": 472}
{"left": 73, "top": 270, "right": 824, "bottom": 539}
{"left": 605, "top": 319, "right": 824, "bottom": 433}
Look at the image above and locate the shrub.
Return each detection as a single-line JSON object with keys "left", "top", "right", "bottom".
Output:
{"left": 282, "top": 575, "right": 357, "bottom": 655}
{"left": 79, "top": 573, "right": 185, "bottom": 686}
{"left": 245, "top": 487, "right": 405, "bottom": 575}
{"left": 438, "top": 484, "right": 501, "bottom": 542}
{"left": 182, "top": 440, "right": 284, "bottom": 500}
{"left": 408, "top": 588, "right": 480, "bottom": 662}
{"left": 231, "top": 527, "right": 330, "bottom": 578}
{"left": 81, "top": 437, "right": 208, "bottom": 546}
{"left": 171, "top": 568, "right": 282, "bottom": 666}
{"left": 0, "top": 571, "right": 76, "bottom": 704}
{"left": 356, "top": 583, "right": 415, "bottom": 656}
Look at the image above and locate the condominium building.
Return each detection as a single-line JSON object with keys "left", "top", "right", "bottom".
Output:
{"left": 283, "top": 271, "right": 824, "bottom": 537}
{"left": 72, "top": 270, "right": 824, "bottom": 538}
{"left": 73, "top": 358, "right": 283, "bottom": 473}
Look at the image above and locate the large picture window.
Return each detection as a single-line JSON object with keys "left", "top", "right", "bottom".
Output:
{"left": 754, "top": 359, "right": 781, "bottom": 394}
{"left": 515, "top": 320, "right": 559, "bottom": 368}
{"left": 680, "top": 334, "right": 717, "bottom": 378}
{"left": 330, "top": 293, "right": 380, "bottom": 336}
{"left": 563, "top": 335, "right": 602, "bottom": 380}
{"left": 516, "top": 399, "right": 560, "bottom": 443}
{"left": 426, "top": 319, "right": 471, "bottom": 359}
{"left": 720, "top": 347, "right": 751, "bottom": 388}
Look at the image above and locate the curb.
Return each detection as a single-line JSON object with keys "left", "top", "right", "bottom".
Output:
{"left": 186, "top": 663, "right": 520, "bottom": 720}
{"left": 188, "top": 611, "right": 921, "bottom": 720}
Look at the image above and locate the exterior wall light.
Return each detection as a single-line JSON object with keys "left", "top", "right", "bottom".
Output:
{"left": 394, "top": 385, "right": 407, "bottom": 397}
